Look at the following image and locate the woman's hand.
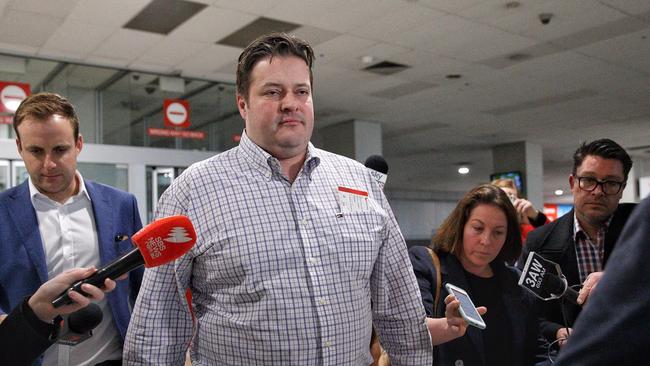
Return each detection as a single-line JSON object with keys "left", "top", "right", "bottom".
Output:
{"left": 426, "top": 294, "right": 487, "bottom": 346}
{"left": 444, "top": 294, "right": 487, "bottom": 338}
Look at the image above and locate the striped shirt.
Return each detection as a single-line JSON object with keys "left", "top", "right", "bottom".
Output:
{"left": 124, "top": 132, "right": 431, "bottom": 365}
{"left": 573, "top": 213, "right": 611, "bottom": 283}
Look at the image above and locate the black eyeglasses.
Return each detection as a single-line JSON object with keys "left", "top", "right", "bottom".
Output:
{"left": 574, "top": 175, "right": 625, "bottom": 195}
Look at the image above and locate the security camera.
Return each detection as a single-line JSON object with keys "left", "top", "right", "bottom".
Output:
{"left": 539, "top": 13, "right": 553, "bottom": 25}
{"left": 144, "top": 85, "right": 156, "bottom": 94}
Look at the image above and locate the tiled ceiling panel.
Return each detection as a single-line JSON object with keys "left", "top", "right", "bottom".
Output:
{"left": 124, "top": 0, "right": 207, "bottom": 35}
{"left": 170, "top": 6, "right": 256, "bottom": 43}
{"left": 217, "top": 17, "right": 301, "bottom": 48}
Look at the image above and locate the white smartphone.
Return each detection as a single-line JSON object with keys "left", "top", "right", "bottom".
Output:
{"left": 445, "top": 283, "right": 487, "bottom": 330}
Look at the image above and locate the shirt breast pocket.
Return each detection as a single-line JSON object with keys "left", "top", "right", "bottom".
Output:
{"left": 333, "top": 211, "right": 386, "bottom": 281}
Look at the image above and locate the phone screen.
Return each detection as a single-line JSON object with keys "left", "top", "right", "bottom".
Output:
{"left": 446, "top": 284, "right": 486, "bottom": 329}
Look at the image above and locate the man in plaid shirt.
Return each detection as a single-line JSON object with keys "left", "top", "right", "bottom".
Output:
{"left": 520, "top": 138, "right": 635, "bottom": 358}
{"left": 124, "top": 33, "right": 431, "bottom": 365}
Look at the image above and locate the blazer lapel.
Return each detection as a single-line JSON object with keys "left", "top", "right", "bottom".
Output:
{"left": 85, "top": 181, "right": 116, "bottom": 266}
{"left": 8, "top": 182, "right": 48, "bottom": 282}
{"left": 558, "top": 212, "right": 580, "bottom": 285}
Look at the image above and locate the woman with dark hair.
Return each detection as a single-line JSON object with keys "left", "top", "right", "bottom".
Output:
{"left": 409, "top": 184, "right": 538, "bottom": 366}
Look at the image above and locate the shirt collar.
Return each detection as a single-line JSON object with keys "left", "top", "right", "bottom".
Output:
{"left": 29, "top": 171, "right": 91, "bottom": 206}
{"left": 238, "top": 129, "right": 321, "bottom": 180}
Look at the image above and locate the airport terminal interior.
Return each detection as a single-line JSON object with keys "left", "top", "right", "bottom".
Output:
{"left": 0, "top": 0, "right": 649, "bottom": 242}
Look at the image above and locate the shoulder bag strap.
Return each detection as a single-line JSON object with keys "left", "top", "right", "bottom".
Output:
{"left": 425, "top": 247, "right": 442, "bottom": 317}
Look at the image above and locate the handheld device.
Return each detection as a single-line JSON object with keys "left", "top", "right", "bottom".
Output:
{"left": 445, "top": 283, "right": 486, "bottom": 330}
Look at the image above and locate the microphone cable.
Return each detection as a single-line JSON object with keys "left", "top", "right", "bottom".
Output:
{"left": 547, "top": 284, "right": 580, "bottom": 364}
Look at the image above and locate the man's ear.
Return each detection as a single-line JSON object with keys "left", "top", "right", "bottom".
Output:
{"left": 15, "top": 138, "right": 22, "bottom": 154}
{"left": 76, "top": 134, "right": 83, "bottom": 154}
{"left": 569, "top": 174, "right": 575, "bottom": 189}
{"left": 236, "top": 94, "right": 247, "bottom": 121}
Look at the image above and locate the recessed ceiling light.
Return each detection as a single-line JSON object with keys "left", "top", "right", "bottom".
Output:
{"left": 361, "top": 55, "right": 375, "bottom": 64}
{"left": 457, "top": 165, "right": 470, "bottom": 175}
{"left": 554, "top": 189, "right": 564, "bottom": 196}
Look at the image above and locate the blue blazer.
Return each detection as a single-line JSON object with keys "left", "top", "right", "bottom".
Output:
{"left": 409, "top": 246, "right": 538, "bottom": 366}
{"left": 0, "top": 180, "right": 143, "bottom": 340}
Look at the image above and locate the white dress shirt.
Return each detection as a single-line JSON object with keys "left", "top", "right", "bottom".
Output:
{"left": 29, "top": 173, "right": 122, "bottom": 365}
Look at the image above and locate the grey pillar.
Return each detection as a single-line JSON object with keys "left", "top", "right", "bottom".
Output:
{"left": 493, "top": 141, "right": 543, "bottom": 209}
{"left": 317, "top": 119, "right": 382, "bottom": 163}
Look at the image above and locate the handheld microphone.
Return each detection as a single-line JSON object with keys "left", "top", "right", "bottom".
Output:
{"left": 56, "top": 303, "right": 103, "bottom": 346}
{"left": 518, "top": 251, "right": 579, "bottom": 304}
{"left": 52, "top": 215, "right": 197, "bottom": 307}
{"left": 364, "top": 155, "right": 388, "bottom": 188}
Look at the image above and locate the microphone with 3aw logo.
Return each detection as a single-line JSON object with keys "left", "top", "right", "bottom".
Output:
{"left": 52, "top": 215, "right": 197, "bottom": 307}
{"left": 518, "top": 251, "right": 579, "bottom": 304}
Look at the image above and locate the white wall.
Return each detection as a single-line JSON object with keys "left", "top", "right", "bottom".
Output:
{"left": 391, "top": 199, "right": 457, "bottom": 241}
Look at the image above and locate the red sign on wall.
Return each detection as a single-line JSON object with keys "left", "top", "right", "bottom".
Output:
{"left": 543, "top": 204, "right": 558, "bottom": 222}
{"left": 0, "top": 82, "right": 30, "bottom": 124}
{"left": 163, "top": 99, "right": 190, "bottom": 128}
{"left": 147, "top": 128, "right": 205, "bottom": 140}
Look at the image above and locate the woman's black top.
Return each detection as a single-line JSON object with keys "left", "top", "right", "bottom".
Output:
{"left": 465, "top": 269, "right": 514, "bottom": 366}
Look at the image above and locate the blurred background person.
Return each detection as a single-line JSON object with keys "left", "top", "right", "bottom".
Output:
{"left": 410, "top": 184, "right": 538, "bottom": 366}
{"left": 492, "top": 178, "right": 548, "bottom": 244}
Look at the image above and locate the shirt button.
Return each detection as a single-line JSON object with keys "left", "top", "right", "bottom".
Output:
{"left": 324, "top": 340, "right": 332, "bottom": 348}
{"left": 318, "top": 298, "right": 327, "bottom": 305}
{"left": 309, "top": 257, "right": 318, "bottom": 264}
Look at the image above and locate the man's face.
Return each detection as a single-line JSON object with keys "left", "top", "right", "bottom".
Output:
{"left": 16, "top": 115, "right": 82, "bottom": 203}
{"left": 569, "top": 155, "right": 625, "bottom": 227}
{"left": 236, "top": 55, "right": 314, "bottom": 160}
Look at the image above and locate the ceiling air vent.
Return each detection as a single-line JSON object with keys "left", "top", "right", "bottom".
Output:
{"left": 362, "top": 61, "right": 410, "bottom": 76}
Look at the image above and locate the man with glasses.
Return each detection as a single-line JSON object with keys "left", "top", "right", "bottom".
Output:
{"left": 519, "top": 138, "right": 635, "bottom": 359}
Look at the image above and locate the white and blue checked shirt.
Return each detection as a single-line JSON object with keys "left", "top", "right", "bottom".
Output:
{"left": 124, "top": 132, "right": 431, "bottom": 365}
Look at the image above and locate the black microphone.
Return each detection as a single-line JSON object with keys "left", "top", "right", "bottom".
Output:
{"left": 56, "top": 303, "right": 103, "bottom": 346}
{"left": 518, "top": 251, "right": 580, "bottom": 304}
{"left": 364, "top": 155, "right": 388, "bottom": 188}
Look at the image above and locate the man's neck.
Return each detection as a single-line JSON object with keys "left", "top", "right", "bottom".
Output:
{"left": 47, "top": 174, "right": 80, "bottom": 204}
{"left": 278, "top": 153, "right": 307, "bottom": 183}
{"left": 576, "top": 214, "right": 608, "bottom": 241}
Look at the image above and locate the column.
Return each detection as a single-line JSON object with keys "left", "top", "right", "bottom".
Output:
{"left": 316, "top": 119, "right": 382, "bottom": 163}
{"left": 493, "top": 141, "right": 544, "bottom": 209}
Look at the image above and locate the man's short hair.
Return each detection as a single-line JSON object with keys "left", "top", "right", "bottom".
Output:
{"left": 236, "top": 32, "right": 315, "bottom": 101}
{"left": 572, "top": 139, "right": 633, "bottom": 180}
{"left": 13, "top": 92, "right": 79, "bottom": 140}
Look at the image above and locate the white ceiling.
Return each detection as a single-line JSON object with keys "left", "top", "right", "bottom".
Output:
{"left": 0, "top": 0, "right": 649, "bottom": 203}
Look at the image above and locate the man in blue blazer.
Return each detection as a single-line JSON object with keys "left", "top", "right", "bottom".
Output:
{"left": 0, "top": 92, "right": 143, "bottom": 365}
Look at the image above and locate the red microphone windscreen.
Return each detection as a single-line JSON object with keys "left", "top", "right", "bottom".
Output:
{"left": 131, "top": 215, "right": 197, "bottom": 267}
